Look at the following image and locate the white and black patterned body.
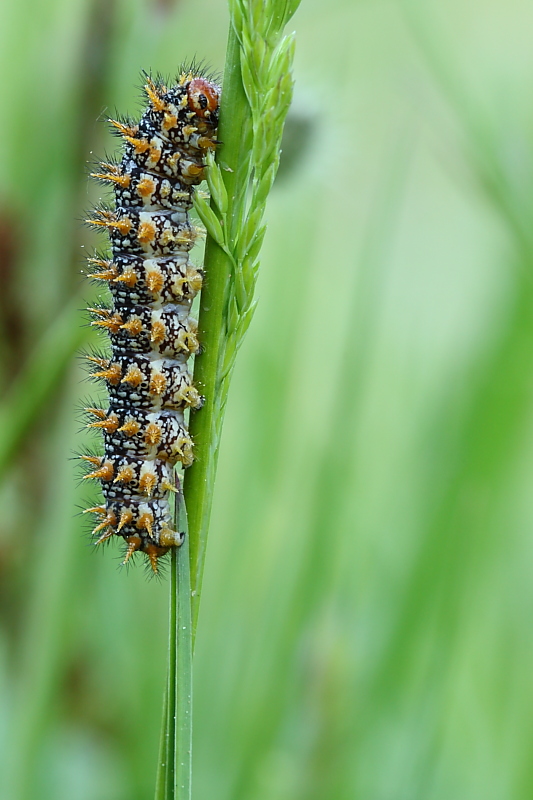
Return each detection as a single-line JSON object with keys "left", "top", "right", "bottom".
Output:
{"left": 83, "top": 72, "right": 220, "bottom": 571}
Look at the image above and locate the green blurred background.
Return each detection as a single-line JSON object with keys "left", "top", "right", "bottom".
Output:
{"left": 2, "top": 0, "right": 533, "bottom": 797}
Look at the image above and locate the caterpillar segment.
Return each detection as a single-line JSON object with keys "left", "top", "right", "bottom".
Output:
{"left": 83, "top": 69, "right": 220, "bottom": 571}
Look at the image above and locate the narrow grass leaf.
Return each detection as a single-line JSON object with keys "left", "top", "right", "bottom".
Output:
{"left": 155, "top": 498, "right": 193, "bottom": 800}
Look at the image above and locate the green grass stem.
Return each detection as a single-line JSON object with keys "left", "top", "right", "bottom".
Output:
{"left": 0, "top": 296, "right": 87, "bottom": 483}
{"left": 155, "top": 500, "right": 193, "bottom": 800}
{"left": 185, "top": 0, "right": 300, "bottom": 641}
{"left": 158, "top": 4, "right": 300, "bottom": 794}
{"left": 184, "top": 23, "right": 251, "bottom": 639}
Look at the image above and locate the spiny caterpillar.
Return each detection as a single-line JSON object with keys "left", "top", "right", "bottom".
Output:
{"left": 82, "top": 67, "right": 220, "bottom": 572}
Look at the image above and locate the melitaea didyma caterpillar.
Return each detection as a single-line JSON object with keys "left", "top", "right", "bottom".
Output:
{"left": 81, "top": 67, "right": 220, "bottom": 572}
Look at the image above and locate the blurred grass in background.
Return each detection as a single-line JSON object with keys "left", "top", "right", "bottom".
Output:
{"left": 1, "top": 0, "right": 533, "bottom": 797}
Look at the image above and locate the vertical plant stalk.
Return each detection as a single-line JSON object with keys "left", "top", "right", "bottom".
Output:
{"left": 155, "top": 496, "right": 193, "bottom": 800}
{"left": 185, "top": 0, "right": 301, "bottom": 639}
{"left": 184, "top": 25, "right": 250, "bottom": 635}
{"left": 156, "top": 3, "right": 301, "bottom": 797}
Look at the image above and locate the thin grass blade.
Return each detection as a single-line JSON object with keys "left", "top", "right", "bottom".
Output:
{"left": 154, "top": 496, "right": 192, "bottom": 800}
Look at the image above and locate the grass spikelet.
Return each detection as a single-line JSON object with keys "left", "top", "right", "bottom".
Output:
{"left": 185, "top": 0, "right": 301, "bottom": 640}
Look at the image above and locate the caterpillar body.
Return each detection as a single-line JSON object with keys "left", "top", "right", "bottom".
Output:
{"left": 82, "top": 69, "right": 220, "bottom": 572}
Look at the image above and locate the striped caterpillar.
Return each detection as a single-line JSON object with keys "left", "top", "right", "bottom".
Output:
{"left": 82, "top": 68, "right": 220, "bottom": 572}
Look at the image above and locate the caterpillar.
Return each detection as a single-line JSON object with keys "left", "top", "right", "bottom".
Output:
{"left": 81, "top": 67, "right": 220, "bottom": 572}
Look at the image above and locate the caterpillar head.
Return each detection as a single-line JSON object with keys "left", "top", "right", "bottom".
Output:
{"left": 187, "top": 78, "right": 220, "bottom": 124}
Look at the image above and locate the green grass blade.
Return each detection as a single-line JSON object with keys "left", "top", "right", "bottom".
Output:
{"left": 174, "top": 516, "right": 193, "bottom": 799}
{"left": 154, "top": 497, "right": 192, "bottom": 800}
{"left": 154, "top": 683, "right": 171, "bottom": 800}
{"left": 185, "top": 0, "right": 300, "bottom": 643}
{"left": 185, "top": 22, "right": 251, "bottom": 641}
{"left": 0, "top": 295, "right": 87, "bottom": 482}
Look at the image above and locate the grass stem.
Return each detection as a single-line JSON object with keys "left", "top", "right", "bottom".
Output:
{"left": 154, "top": 500, "right": 193, "bottom": 800}
{"left": 157, "top": 4, "right": 300, "bottom": 794}
{"left": 184, "top": 22, "right": 252, "bottom": 640}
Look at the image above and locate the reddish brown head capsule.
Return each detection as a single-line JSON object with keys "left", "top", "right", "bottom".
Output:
{"left": 187, "top": 78, "right": 220, "bottom": 122}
